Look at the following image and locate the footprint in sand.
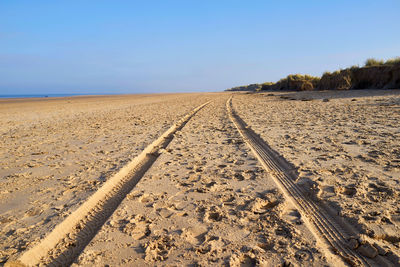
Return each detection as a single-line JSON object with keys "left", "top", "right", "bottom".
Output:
{"left": 247, "top": 194, "right": 280, "bottom": 215}
{"left": 317, "top": 184, "right": 336, "bottom": 199}
{"left": 181, "top": 225, "right": 208, "bottom": 245}
{"left": 281, "top": 207, "right": 302, "bottom": 225}
{"left": 115, "top": 215, "right": 152, "bottom": 240}
{"left": 126, "top": 190, "right": 144, "bottom": 200}
{"left": 295, "top": 249, "right": 313, "bottom": 262}
{"left": 228, "top": 252, "right": 264, "bottom": 267}
{"left": 203, "top": 207, "right": 225, "bottom": 222}
{"left": 195, "top": 235, "right": 225, "bottom": 255}
{"left": 157, "top": 208, "right": 174, "bottom": 218}
{"left": 24, "top": 207, "right": 43, "bottom": 217}
{"left": 144, "top": 234, "right": 175, "bottom": 262}
{"left": 336, "top": 184, "right": 357, "bottom": 196}
{"left": 123, "top": 221, "right": 150, "bottom": 240}
{"left": 138, "top": 193, "right": 160, "bottom": 206}
{"left": 206, "top": 211, "right": 223, "bottom": 222}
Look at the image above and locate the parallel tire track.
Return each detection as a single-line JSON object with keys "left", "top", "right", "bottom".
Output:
{"left": 226, "top": 96, "right": 385, "bottom": 267}
{"left": 6, "top": 101, "right": 210, "bottom": 267}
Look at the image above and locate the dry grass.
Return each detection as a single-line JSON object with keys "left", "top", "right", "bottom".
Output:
{"left": 365, "top": 57, "right": 400, "bottom": 67}
{"left": 228, "top": 57, "right": 400, "bottom": 92}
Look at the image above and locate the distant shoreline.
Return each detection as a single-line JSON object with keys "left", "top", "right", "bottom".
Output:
{"left": 0, "top": 93, "right": 118, "bottom": 99}
{"left": 0, "top": 92, "right": 215, "bottom": 100}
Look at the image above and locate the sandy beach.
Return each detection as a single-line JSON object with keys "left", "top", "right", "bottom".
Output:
{"left": 234, "top": 90, "right": 400, "bottom": 265}
{"left": 1, "top": 91, "right": 400, "bottom": 266}
{"left": 0, "top": 93, "right": 212, "bottom": 264}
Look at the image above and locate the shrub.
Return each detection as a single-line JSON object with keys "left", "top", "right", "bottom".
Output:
{"left": 364, "top": 57, "right": 400, "bottom": 67}
{"left": 365, "top": 58, "right": 384, "bottom": 66}
{"left": 262, "top": 82, "right": 274, "bottom": 86}
{"left": 322, "top": 71, "right": 331, "bottom": 76}
{"left": 384, "top": 57, "right": 400, "bottom": 65}
{"left": 233, "top": 56, "right": 399, "bottom": 92}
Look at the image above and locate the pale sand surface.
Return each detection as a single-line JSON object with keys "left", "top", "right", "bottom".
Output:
{"left": 74, "top": 97, "right": 327, "bottom": 266}
{"left": 0, "top": 93, "right": 212, "bottom": 263}
{"left": 234, "top": 90, "right": 400, "bottom": 261}
{"left": 1, "top": 91, "right": 400, "bottom": 266}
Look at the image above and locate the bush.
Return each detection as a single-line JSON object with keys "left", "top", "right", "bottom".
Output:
{"left": 365, "top": 57, "right": 400, "bottom": 67}
{"left": 322, "top": 71, "right": 331, "bottom": 76}
{"left": 385, "top": 57, "right": 400, "bottom": 66}
{"left": 365, "top": 58, "right": 385, "bottom": 66}
{"left": 262, "top": 82, "right": 274, "bottom": 86}
{"left": 232, "top": 56, "right": 399, "bottom": 92}
{"left": 225, "top": 83, "right": 261, "bottom": 91}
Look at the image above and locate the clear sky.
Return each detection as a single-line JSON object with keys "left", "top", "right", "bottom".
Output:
{"left": 1, "top": 0, "right": 399, "bottom": 94}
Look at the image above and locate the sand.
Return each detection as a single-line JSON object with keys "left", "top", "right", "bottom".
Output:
{"left": 234, "top": 90, "right": 400, "bottom": 264}
{"left": 1, "top": 91, "right": 399, "bottom": 266}
{"left": 0, "top": 93, "right": 212, "bottom": 264}
{"left": 73, "top": 97, "right": 327, "bottom": 266}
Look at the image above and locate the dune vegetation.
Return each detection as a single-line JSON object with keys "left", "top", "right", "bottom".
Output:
{"left": 225, "top": 83, "right": 262, "bottom": 91}
{"left": 226, "top": 57, "right": 400, "bottom": 91}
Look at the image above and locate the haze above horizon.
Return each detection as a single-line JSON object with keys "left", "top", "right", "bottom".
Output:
{"left": 1, "top": 1, "right": 399, "bottom": 95}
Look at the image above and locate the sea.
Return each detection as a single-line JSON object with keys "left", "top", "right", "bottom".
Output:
{"left": 0, "top": 93, "right": 96, "bottom": 99}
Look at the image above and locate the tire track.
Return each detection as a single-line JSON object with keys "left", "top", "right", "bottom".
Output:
{"left": 6, "top": 101, "right": 210, "bottom": 267}
{"left": 226, "top": 96, "right": 392, "bottom": 267}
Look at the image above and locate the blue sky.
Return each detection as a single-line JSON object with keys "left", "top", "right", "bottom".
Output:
{"left": 0, "top": 1, "right": 399, "bottom": 94}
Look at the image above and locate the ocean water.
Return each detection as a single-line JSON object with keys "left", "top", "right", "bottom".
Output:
{"left": 0, "top": 94, "right": 98, "bottom": 98}
{"left": 0, "top": 93, "right": 85, "bottom": 99}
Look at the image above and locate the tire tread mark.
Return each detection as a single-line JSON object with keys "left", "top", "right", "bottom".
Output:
{"left": 226, "top": 96, "right": 374, "bottom": 267}
{"left": 7, "top": 101, "right": 210, "bottom": 267}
